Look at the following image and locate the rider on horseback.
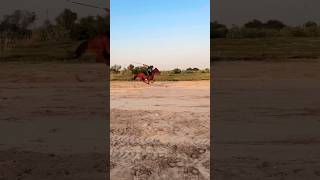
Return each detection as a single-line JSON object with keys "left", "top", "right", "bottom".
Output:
{"left": 143, "top": 64, "right": 154, "bottom": 76}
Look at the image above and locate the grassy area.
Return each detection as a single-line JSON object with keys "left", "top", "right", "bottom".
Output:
{"left": 0, "top": 40, "right": 97, "bottom": 63}
{"left": 1, "top": 40, "right": 209, "bottom": 81}
{"left": 111, "top": 70, "right": 210, "bottom": 81}
{"left": 211, "top": 37, "right": 320, "bottom": 61}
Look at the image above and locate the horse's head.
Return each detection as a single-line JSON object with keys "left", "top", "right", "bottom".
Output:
{"left": 153, "top": 68, "right": 160, "bottom": 75}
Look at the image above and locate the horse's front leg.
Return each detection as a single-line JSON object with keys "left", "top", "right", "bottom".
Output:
{"left": 143, "top": 79, "right": 150, "bottom": 85}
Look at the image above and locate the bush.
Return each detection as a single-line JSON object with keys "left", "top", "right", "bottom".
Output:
{"left": 131, "top": 66, "right": 147, "bottom": 75}
{"left": 110, "top": 65, "right": 121, "bottom": 74}
{"left": 289, "top": 27, "right": 308, "bottom": 37}
{"left": 120, "top": 69, "right": 132, "bottom": 75}
{"left": 240, "top": 28, "right": 268, "bottom": 38}
{"left": 172, "top": 68, "right": 181, "bottom": 74}
{"left": 244, "top": 19, "right": 264, "bottom": 29}
{"left": 211, "top": 21, "right": 228, "bottom": 38}
{"left": 201, "top": 68, "right": 210, "bottom": 73}
{"left": 227, "top": 25, "right": 243, "bottom": 38}
{"left": 185, "top": 68, "right": 195, "bottom": 73}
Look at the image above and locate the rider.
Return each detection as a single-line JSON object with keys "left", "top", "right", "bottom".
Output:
{"left": 143, "top": 64, "right": 153, "bottom": 76}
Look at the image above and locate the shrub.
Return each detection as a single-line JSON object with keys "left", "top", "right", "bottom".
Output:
{"left": 172, "top": 68, "right": 181, "bottom": 74}
{"left": 201, "top": 68, "right": 210, "bottom": 73}
{"left": 290, "top": 27, "right": 308, "bottom": 37}
{"left": 185, "top": 68, "right": 194, "bottom": 73}
{"left": 240, "top": 28, "right": 267, "bottom": 38}
{"left": 131, "top": 66, "right": 147, "bottom": 75}
{"left": 110, "top": 65, "right": 121, "bottom": 74}
{"left": 227, "top": 25, "right": 243, "bottom": 38}
{"left": 211, "top": 21, "right": 228, "bottom": 38}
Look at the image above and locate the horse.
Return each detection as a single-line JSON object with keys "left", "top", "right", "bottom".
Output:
{"left": 72, "top": 33, "right": 110, "bottom": 65}
{"left": 133, "top": 68, "right": 160, "bottom": 84}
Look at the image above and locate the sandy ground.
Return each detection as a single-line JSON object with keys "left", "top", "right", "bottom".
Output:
{"left": 0, "top": 63, "right": 108, "bottom": 180}
{"left": 3, "top": 60, "right": 318, "bottom": 180}
{"left": 110, "top": 81, "right": 210, "bottom": 180}
{"left": 212, "top": 60, "right": 320, "bottom": 180}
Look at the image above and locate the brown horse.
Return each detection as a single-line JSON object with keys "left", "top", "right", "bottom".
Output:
{"left": 133, "top": 68, "right": 160, "bottom": 84}
{"left": 73, "top": 33, "right": 110, "bottom": 65}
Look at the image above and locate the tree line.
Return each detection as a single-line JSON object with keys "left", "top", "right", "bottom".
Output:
{"left": 0, "top": 9, "right": 108, "bottom": 43}
{"left": 211, "top": 19, "right": 320, "bottom": 38}
{"left": 39, "top": 9, "right": 109, "bottom": 41}
{"left": 110, "top": 64, "right": 209, "bottom": 74}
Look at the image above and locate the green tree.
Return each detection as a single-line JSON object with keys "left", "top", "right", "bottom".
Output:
{"left": 211, "top": 21, "right": 228, "bottom": 38}
{"left": 244, "top": 19, "right": 264, "bottom": 29}
{"left": 127, "top": 64, "right": 134, "bottom": 70}
{"left": 264, "top": 20, "right": 286, "bottom": 30}
{"left": 172, "top": 68, "right": 182, "bottom": 74}
{"left": 227, "top": 25, "right": 242, "bottom": 38}
{"left": 1, "top": 10, "right": 36, "bottom": 29}
{"left": 55, "top": 9, "right": 77, "bottom": 30}
{"left": 304, "top": 21, "right": 317, "bottom": 28}
{"left": 110, "top": 65, "right": 122, "bottom": 74}
{"left": 70, "top": 16, "right": 98, "bottom": 40}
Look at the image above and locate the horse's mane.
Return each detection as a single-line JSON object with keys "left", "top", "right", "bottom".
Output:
{"left": 152, "top": 68, "right": 160, "bottom": 73}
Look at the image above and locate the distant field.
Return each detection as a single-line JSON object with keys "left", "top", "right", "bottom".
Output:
{"left": 0, "top": 40, "right": 96, "bottom": 63}
{"left": 111, "top": 70, "right": 210, "bottom": 81}
{"left": 211, "top": 37, "right": 320, "bottom": 61}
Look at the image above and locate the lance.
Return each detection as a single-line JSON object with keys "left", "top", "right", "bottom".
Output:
{"left": 66, "top": 0, "right": 110, "bottom": 13}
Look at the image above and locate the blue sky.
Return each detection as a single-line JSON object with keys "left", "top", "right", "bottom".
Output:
{"left": 111, "top": 0, "right": 210, "bottom": 70}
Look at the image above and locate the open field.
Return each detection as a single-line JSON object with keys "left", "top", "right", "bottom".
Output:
{"left": 0, "top": 40, "right": 96, "bottom": 63}
{"left": 213, "top": 60, "right": 320, "bottom": 179}
{"left": 212, "top": 37, "right": 320, "bottom": 60}
{"left": 111, "top": 81, "right": 210, "bottom": 180}
{"left": 0, "top": 62, "right": 107, "bottom": 180}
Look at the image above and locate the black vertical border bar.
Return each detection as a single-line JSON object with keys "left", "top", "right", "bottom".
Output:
{"left": 105, "top": 55, "right": 110, "bottom": 179}
{"left": 210, "top": 0, "right": 214, "bottom": 178}
{"left": 106, "top": 0, "right": 110, "bottom": 179}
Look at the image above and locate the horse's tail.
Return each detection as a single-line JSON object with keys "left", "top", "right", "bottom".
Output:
{"left": 73, "top": 40, "right": 89, "bottom": 59}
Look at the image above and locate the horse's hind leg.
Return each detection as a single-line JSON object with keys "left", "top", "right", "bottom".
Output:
{"left": 143, "top": 79, "right": 150, "bottom": 85}
{"left": 133, "top": 75, "right": 137, "bottom": 80}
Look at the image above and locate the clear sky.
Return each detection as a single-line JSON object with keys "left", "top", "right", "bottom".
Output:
{"left": 111, "top": 0, "right": 210, "bottom": 70}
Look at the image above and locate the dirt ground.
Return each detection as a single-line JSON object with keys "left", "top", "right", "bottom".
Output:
{"left": 110, "top": 81, "right": 210, "bottom": 180}
{"left": 3, "top": 60, "right": 319, "bottom": 180}
{"left": 213, "top": 60, "right": 320, "bottom": 180}
{"left": 0, "top": 62, "right": 108, "bottom": 180}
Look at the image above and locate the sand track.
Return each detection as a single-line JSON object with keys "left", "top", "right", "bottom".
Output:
{"left": 0, "top": 63, "right": 107, "bottom": 179}
{"left": 213, "top": 61, "right": 320, "bottom": 180}
{"left": 111, "top": 81, "right": 210, "bottom": 180}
